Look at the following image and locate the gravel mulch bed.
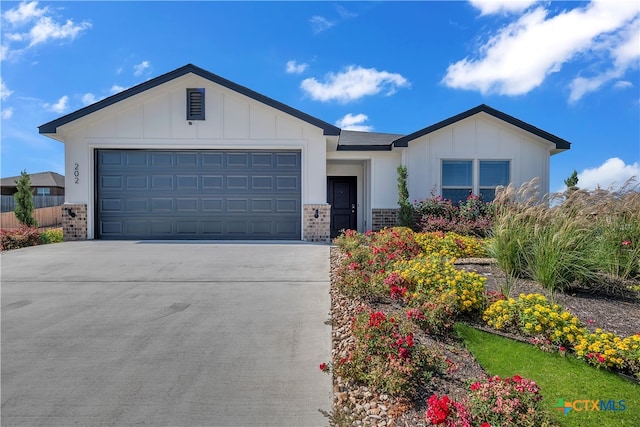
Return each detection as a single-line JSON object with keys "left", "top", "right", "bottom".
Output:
{"left": 328, "top": 248, "right": 640, "bottom": 426}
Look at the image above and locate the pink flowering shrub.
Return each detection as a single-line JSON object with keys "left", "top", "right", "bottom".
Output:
{"left": 426, "top": 375, "right": 552, "bottom": 426}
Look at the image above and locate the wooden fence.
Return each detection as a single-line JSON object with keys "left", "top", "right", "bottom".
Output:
{"left": 0, "top": 206, "right": 63, "bottom": 229}
{"left": 1, "top": 195, "right": 65, "bottom": 212}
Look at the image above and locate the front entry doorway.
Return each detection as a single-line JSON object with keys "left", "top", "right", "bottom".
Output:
{"left": 327, "top": 176, "right": 357, "bottom": 238}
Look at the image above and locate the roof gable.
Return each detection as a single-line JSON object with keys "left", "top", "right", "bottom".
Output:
{"left": 1, "top": 171, "right": 65, "bottom": 188}
{"left": 392, "top": 104, "right": 571, "bottom": 151}
{"left": 39, "top": 64, "right": 340, "bottom": 137}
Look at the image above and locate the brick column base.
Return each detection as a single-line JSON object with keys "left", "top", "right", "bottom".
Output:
{"left": 303, "top": 204, "right": 331, "bottom": 242}
{"left": 62, "top": 203, "right": 88, "bottom": 241}
{"left": 371, "top": 208, "right": 399, "bottom": 231}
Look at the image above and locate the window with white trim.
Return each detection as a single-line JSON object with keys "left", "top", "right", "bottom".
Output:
{"left": 442, "top": 160, "right": 472, "bottom": 205}
{"left": 36, "top": 187, "right": 50, "bottom": 196}
{"left": 479, "top": 160, "right": 510, "bottom": 202}
{"left": 441, "top": 159, "right": 510, "bottom": 204}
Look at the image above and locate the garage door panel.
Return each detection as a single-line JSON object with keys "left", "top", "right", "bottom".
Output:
{"left": 126, "top": 199, "right": 148, "bottom": 212}
{"left": 151, "top": 175, "right": 174, "bottom": 190}
{"left": 176, "top": 221, "right": 198, "bottom": 234}
{"left": 202, "top": 199, "right": 223, "bottom": 212}
{"left": 276, "top": 176, "right": 299, "bottom": 190}
{"left": 227, "top": 153, "right": 249, "bottom": 167}
{"left": 177, "top": 176, "right": 198, "bottom": 190}
{"left": 202, "top": 176, "right": 223, "bottom": 190}
{"left": 126, "top": 176, "right": 148, "bottom": 190}
{"left": 251, "top": 153, "right": 273, "bottom": 167}
{"left": 176, "top": 199, "right": 198, "bottom": 212}
{"left": 177, "top": 153, "right": 198, "bottom": 167}
{"left": 101, "top": 176, "right": 123, "bottom": 189}
{"left": 151, "top": 153, "right": 173, "bottom": 167}
{"left": 126, "top": 152, "right": 148, "bottom": 166}
{"left": 126, "top": 221, "right": 149, "bottom": 235}
{"left": 97, "top": 150, "right": 301, "bottom": 239}
{"left": 226, "top": 176, "right": 249, "bottom": 190}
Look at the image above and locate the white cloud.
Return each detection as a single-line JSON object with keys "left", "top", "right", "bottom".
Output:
{"left": 1, "top": 78, "right": 13, "bottom": 100}
{"left": 335, "top": 113, "right": 373, "bottom": 131}
{"left": 301, "top": 66, "right": 409, "bottom": 103}
{"left": 310, "top": 15, "right": 335, "bottom": 34}
{"left": 133, "top": 60, "right": 150, "bottom": 77}
{"left": 45, "top": 95, "right": 68, "bottom": 113}
{"left": 469, "top": 0, "right": 537, "bottom": 15}
{"left": 444, "top": 1, "right": 639, "bottom": 100}
{"left": 28, "top": 16, "right": 91, "bottom": 47}
{"left": 614, "top": 80, "right": 633, "bottom": 89}
{"left": 335, "top": 5, "right": 357, "bottom": 19}
{"left": 1, "top": 107, "right": 14, "bottom": 120}
{"left": 568, "top": 17, "right": 640, "bottom": 102}
{"left": 3, "top": 1, "right": 47, "bottom": 25}
{"left": 1, "top": 1, "right": 91, "bottom": 59}
{"left": 577, "top": 157, "right": 640, "bottom": 190}
{"left": 110, "top": 85, "right": 126, "bottom": 93}
{"left": 81, "top": 92, "right": 98, "bottom": 105}
{"left": 286, "top": 60, "right": 308, "bottom": 74}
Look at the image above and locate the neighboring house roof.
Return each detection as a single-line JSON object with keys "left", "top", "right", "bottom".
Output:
{"left": 0, "top": 171, "right": 65, "bottom": 188}
{"left": 337, "top": 130, "right": 404, "bottom": 151}
{"left": 392, "top": 104, "right": 571, "bottom": 151}
{"left": 38, "top": 64, "right": 341, "bottom": 137}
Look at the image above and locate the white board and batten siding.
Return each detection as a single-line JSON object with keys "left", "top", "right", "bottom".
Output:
{"left": 405, "top": 113, "right": 553, "bottom": 203}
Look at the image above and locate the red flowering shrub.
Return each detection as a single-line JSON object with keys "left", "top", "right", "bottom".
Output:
{"left": 333, "top": 227, "right": 421, "bottom": 298}
{"left": 334, "top": 307, "right": 446, "bottom": 396}
{"left": 0, "top": 227, "right": 42, "bottom": 251}
{"left": 426, "top": 375, "right": 552, "bottom": 426}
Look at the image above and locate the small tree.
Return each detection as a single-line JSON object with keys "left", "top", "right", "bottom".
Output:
{"left": 14, "top": 170, "right": 38, "bottom": 227}
{"left": 397, "top": 165, "right": 414, "bottom": 228}
{"left": 564, "top": 170, "right": 579, "bottom": 191}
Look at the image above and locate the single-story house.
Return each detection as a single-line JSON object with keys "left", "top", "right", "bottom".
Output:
{"left": 39, "top": 64, "right": 570, "bottom": 242}
{"left": 1, "top": 171, "right": 65, "bottom": 196}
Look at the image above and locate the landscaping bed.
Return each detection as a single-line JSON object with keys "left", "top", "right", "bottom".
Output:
{"left": 327, "top": 241, "right": 639, "bottom": 426}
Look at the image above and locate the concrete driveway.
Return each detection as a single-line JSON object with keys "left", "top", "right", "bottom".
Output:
{"left": 1, "top": 241, "right": 332, "bottom": 427}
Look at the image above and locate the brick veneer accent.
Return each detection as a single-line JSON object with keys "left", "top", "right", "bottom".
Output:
{"left": 62, "top": 203, "right": 87, "bottom": 241}
{"left": 303, "top": 204, "right": 331, "bottom": 242}
{"left": 372, "top": 208, "right": 399, "bottom": 231}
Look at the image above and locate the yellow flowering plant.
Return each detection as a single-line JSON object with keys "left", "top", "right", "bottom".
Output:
{"left": 394, "top": 254, "right": 486, "bottom": 314}
{"left": 415, "top": 231, "right": 489, "bottom": 259}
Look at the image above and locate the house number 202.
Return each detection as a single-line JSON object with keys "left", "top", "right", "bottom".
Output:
{"left": 74, "top": 163, "right": 79, "bottom": 184}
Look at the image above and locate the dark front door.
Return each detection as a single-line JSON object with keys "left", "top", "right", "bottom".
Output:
{"left": 327, "top": 176, "right": 357, "bottom": 238}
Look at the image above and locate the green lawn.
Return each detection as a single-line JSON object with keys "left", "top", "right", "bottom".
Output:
{"left": 455, "top": 323, "right": 640, "bottom": 427}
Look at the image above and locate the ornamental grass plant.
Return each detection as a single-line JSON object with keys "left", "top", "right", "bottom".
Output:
{"left": 490, "top": 178, "right": 640, "bottom": 298}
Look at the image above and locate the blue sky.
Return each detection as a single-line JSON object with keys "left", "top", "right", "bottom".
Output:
{"left": 1, "top": 0, "right": 638, "bottom": 193}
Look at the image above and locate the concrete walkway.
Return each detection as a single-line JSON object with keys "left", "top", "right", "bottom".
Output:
{"left": 1, "top": 241, "right": 332, "bottom": 427}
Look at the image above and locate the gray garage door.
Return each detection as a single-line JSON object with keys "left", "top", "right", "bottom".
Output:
{"left": 96, "top": 150, "right": 301, "bottom": 240}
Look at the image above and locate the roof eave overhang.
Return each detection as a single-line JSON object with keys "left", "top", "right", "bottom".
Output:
{"left": 337, "top": 145, "right": 392, "bottom": 151}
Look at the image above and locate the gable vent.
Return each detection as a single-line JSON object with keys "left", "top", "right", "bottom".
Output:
{"left": 186, "top": 88, "right": 205, "bottom": 120}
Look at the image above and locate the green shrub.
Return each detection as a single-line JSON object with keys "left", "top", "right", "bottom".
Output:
{"left": 40, "top": 228, "right": 63, "bottom": 244}
{"left": 13, "top": 170, "right": 38, "bottom": 227}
